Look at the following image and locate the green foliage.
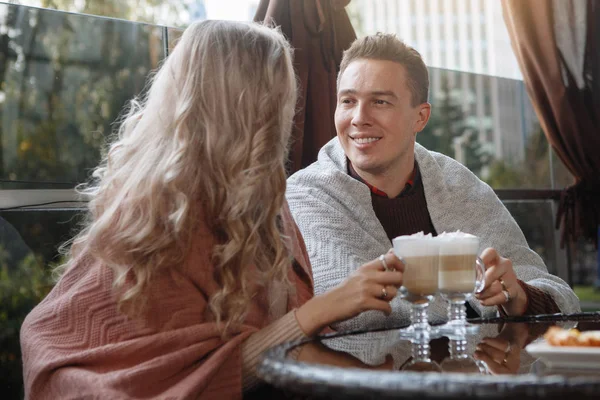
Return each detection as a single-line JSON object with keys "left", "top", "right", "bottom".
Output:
{"left": 0, "top": 248, "right": 54, "bottom": 399}
{"left": 0, "top": 252, "right": 54, "bottom": 343}
{"left": 418, "top": 74, "right": 491, "bottom": 176}
{"left": 486, "top": 159, "right": 523, "bottom": 188}
{"left": 0, "top": 208, "right": 78, "bottom": 397}
{"left": 13, "top": 0, "right": 193, "bottom": 27}
{"left": 0, "top": 3, "right": 166, "bottom": 188}
{"left": 573, "top": 285, "right": 600, "bottom": 303}
{"left": 484, "top": 125, "right": 572, "bottom": 189}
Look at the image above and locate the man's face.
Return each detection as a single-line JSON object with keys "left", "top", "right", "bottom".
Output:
{"left": 335, "top": 59, "right": 429, "bottom": 178}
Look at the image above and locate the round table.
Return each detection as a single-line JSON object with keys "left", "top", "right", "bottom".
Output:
{"left": 256, "top": 312, "right": 600, "bottom": 399}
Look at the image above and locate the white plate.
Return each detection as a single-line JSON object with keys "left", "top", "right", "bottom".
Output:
{"left": 525, "top": 341, "right": 600, "bottom": 369}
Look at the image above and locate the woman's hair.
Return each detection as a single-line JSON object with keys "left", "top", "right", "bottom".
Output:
{"left": 60, "top": 20, "right": 298, "bottom": 335}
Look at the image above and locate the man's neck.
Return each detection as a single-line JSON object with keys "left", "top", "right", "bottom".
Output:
{"left": 353, "top": 155, "right": 415, "bottom": 198}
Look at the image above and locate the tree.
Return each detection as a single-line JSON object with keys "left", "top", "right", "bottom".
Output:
{"left": 1, "top": 3, "right": 172, "bottom": 186}
{"left": 418, "top": 73, "right": 490, "bottom": 176}
{"left": 11, "top": 0, "right": 195, "bottom": 27}
{"left": 485, "top": 124, "right": 572, "bottom": 189}
{"left": 0, "top": 5, "right": 19, "bottom": 178}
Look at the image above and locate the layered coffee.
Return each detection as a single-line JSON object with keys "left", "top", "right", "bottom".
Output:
{"left": 402, "top": 255, "right": 439, "bottom": 296}
{"left": 393, "top": 233, "right": 440, "bottom": 302}
{"left": 438, "top": 253, "right": 477, "bottom": 294}
{"left": 437, "top": 232, "right": 480, "bottom": 297}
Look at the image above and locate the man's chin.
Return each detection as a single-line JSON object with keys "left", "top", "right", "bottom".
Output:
{"left": 349, "top": 160, "right": 384, "bottom": 176}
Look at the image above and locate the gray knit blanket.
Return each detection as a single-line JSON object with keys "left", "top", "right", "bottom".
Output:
{"left": 286, "top": 138, "right": 580, "bottom": 331}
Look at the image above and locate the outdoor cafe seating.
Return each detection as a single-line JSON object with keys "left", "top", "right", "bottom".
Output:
{"left": 1, "top": 1, "right": 599, "bottom": 399}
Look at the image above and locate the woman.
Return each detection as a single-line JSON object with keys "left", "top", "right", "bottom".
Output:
{"left": 20, "top": 20, "right": 403, "bottom": 399}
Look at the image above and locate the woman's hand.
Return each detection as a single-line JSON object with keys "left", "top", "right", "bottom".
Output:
{"left": 296, "top": 249, "right": 404, "bottom": 336}
{"left": 475, "top": 248, "right": 527, "bottom": 316}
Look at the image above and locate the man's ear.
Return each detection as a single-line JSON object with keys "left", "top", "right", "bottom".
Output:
{"left": 414, "top": 102, "right": 431, "bottom": 133}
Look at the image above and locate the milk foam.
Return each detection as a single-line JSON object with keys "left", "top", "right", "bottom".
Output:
{"left": 392, "top": 231, "right": 441, "bottom": 257}
{"left": 438, "top": 231, "right": 479, "bottom": 255}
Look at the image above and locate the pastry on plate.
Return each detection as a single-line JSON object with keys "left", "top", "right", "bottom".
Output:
{"left": 544, "top": 326, "right": 600, "bottom": 347}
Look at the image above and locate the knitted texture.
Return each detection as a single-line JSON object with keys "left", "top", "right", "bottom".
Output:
{"left": 241, "top": 310, "right": 306, "bottom": 390}
{"left": 286, "top": 138, "right": 580, "bottom": 331}
{"left": 358, "top": 166, "right": 560, "bottom": 317}
{"left": 520, "top": 280, "right": 561, "bottom": 314}
{"left": 497, "top": 280, "right": 562, "bottom": 317}
{"left": 20, "top": 201, "right": 313, "bottom": 399}
{"left": 369, "top": 170, "right": 437, "bottom": 239}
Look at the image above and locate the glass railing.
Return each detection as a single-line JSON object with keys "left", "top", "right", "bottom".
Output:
{"left": 419, "top": 67, "right": 574, "bottom": 191}
{"left": 0, "top": 3, "right": 178, "bottom": 191}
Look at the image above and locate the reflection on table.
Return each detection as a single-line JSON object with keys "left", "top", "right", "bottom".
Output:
{"left": 295, "top": 321, "right": 543, "bottom": 375}
{"left": 256, "top": 313, "right": 600, "bottom": 399}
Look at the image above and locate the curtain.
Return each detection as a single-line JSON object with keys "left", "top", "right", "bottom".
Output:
{"left": 502, "top": 0, "right": 600, "bottom": 247}
{"left": 255, "top": 0, "right": 356, "bottom": 174}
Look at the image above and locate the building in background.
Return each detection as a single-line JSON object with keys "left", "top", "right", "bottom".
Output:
{"left": 349, "top": 0, "right": 537, "bottom": 166}
{"left": 203, "top": 0, "right": 258, "bottom": 21}
{"left": 247, "top": 0, "right": 259, "bottom": 20}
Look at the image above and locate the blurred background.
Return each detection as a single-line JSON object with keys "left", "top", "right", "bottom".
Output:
{"left": 0, "top": 1, "right": 598, "bottom": 398}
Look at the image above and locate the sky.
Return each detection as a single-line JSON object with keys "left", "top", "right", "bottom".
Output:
{"left": 204, "top": 0, "right": 257, "bottom": 21}
{"left": 10, "top": 0, "right": 259, "bottom": 25}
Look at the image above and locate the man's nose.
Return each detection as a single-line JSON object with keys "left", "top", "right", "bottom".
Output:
{"left": 351, "top": 102, "right": 372, "bottom": 127}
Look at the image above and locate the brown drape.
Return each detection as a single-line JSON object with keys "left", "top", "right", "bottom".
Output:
{"left": 502, "top": 0, "right": 600, "bottom": 247}
{"left": 254, "top": 0, "right": 356, "bottom": 174}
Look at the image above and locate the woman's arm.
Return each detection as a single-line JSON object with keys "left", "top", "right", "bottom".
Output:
{"left": 242, "top": 250, "right": 404, "bottom": 390}
{"left": 241, "top": 311, "right": 306, "bottom": 390}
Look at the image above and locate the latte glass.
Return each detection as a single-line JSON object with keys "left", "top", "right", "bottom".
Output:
{"left": 401, "top": 338, "right": 442, "bottom": 372}
{"left": 437, "top": 234, "right": 485, "bottom": 337}
{"left": 393, "top": 236, "right": 440, "bottom": 341}
{"left": 440, "top": 332, "right": 488, "bottom": 374}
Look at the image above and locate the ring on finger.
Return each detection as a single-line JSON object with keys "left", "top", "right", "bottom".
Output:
{"left": 502, "top": 289, "right": 511, "bottom": 303}
{"left": 500, "top": 278, "right": 508, "bottom": 292}
{"left": 501, "top": 357, "right": 508, "bottom": 366}
{"left": 505, "top": 342, "right": 512, "bottom": 353}
{"left": 379, "top": 254, "right": 390, "bottom": 271}
{"left": 380, "top": 286, "right": 388, "bottom": 299}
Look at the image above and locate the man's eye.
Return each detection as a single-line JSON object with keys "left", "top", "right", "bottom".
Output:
{"left": 341, "top": 98, "right": 353, "bottom": 104}
{"left": 374, "top": 99, "right": 388, "bottom": 105}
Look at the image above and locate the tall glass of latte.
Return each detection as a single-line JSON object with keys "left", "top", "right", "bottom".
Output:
{"left": 437, "top": 232, "right": 485, "bottom": 337}
{"left": 393, "top": 234, "right": 440, "bottom": 340}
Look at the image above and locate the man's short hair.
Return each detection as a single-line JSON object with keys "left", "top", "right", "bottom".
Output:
{"left": 338, "top": 33, "right": 429, "bottom": 106}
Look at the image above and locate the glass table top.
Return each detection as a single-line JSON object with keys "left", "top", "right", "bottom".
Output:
{"left": 256, "top": 313, "right": 600, "bottom": 399}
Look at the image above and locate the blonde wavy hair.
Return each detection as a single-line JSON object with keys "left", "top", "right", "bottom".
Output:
{"left": 61, "top": 20, "right": 298, "bottom": 335}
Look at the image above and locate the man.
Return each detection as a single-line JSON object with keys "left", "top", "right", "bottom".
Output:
{"left": 286, "top": 33, "right": 580, "bottom": 331}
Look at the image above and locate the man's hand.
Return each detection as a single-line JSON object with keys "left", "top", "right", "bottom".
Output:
{"left": 475, "top": 248, "right": 528, "bottom": 316}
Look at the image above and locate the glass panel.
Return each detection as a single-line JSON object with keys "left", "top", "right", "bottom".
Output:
{"left": 1, "top": 207, "right": 84, "bottom": 399}
{"left": 13, "top": 0, "right": 197, "bottom": 27}
{"left": 348, "top": 0, "right": 522, "bottom": 79}
{"left": 570, "top": 237, "right": 600, "bottom": 312}
{"left": 502, "top": 200, "right": 563, "bottom": 278}
{"left": 418, "top": 68, "right": 552, "bottom": 189}
{"left": 571, "top": 239, "right": 599, "bottom": 286}
{"left": 0, "top": 4, "right": 164, "bottom": 189}
{"left": 167, "top": 26, "right": 184, "bottom": 54}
